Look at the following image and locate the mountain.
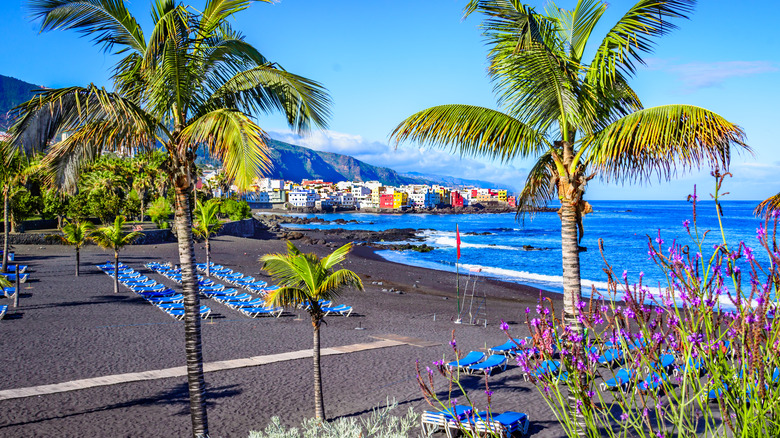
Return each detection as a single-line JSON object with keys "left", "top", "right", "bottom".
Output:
{"left": 0, "top": 75, "right": 45, "bottom": 130}
{"left": 262, "top": 138, "right": 431, "bottom": 186}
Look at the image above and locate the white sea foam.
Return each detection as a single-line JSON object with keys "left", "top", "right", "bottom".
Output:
{"left": 433, "top": 236, "right": 521, "bottom": 252}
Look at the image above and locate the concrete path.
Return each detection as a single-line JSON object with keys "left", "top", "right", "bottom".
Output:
{"left": 0, "top": 338, "right": 413, "bottom": 401}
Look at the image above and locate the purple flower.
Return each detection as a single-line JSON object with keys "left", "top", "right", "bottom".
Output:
{"left": 683, "top": 220, "right": 690, "bottom": 231}
{"left": 499, "top": 319, "right": 509, "bottom": 331}
{"left": 758, "top": 226, "right": 767, "bottom": 241}
{"left": 530, "top": 318, "right": 541, "bottom": 327}
{"left": 485, "top": 390, "right": 493, "bottom": 396}
{"left": 620, "top": 412, "right": 630, "bottom": 422}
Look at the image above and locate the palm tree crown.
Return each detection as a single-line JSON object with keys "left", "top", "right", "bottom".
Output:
{"left": 261, "top": 241, "right": 363, "bottom": 420}
{"left": 59, "top": 219, "right": 94, "bottom": 277}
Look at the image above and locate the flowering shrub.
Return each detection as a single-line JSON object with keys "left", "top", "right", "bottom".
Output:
{"left": 417, "top": 173, "right": 780, "bottom": 437}
{"left": 515, "top": 174, "right": 780, "bottom": 437}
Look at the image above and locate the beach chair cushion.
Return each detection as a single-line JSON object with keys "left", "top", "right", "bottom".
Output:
{"left": 322, "top": 304, "right": 353, "bottom": 317}
{"left": 447, "top": 351, "right": 485, "bottom": 370}
{"left": 467, "top": 354, "right": 507, "bottom": 375}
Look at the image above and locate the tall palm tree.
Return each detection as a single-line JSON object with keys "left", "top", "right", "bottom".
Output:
{"left": 261, "top": 242, "right": 363, "bottom": 420}
{"left": 10, "top": 1, "right": 330, "bottom": 435}
{"left": 192, "top": 199, "right": 222, "bottom": 277}
{"left": 58, "top": 219, "right": 94, "bottom": 276}
{"left": 390, "top": 1, "right": 748, "bottom": 434}
{"left": 90, "top": 216, "right": 142, "bottom": 294}
{"left": 392, "top": 0, "right": 747, "bottom": 334}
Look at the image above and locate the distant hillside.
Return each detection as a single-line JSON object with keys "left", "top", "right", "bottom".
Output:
{"left": 263, "top": 138, "right": 430, "bottom": 186}
{"left": 0, "top": 75, "right": 45, "bottom": 130}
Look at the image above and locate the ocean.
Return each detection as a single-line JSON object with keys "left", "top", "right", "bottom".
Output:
{"left": 277, "top": 200, "right": 770, "bottom": 300}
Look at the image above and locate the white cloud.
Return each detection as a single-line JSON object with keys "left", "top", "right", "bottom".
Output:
{"left": 269, "top": 130, "right": 526, "bottom": 190}
{"left": 647, "top": 59, "right": 778, "bottom": 91}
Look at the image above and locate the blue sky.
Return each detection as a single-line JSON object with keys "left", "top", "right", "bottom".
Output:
{"left": 1, "top": 0, "right": 778, "bottom": 200}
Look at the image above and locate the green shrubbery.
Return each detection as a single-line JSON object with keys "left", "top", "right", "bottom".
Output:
{"left": 220, "top": 198, "right": 252, "bottom": 220}
{"left": 146, "top": 197, "right": 172, "bottom": 229}
{"left": 248, "top": 402, "right": 418, "bottom": 438}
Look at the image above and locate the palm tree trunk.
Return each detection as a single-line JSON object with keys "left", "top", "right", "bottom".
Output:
{"left": 205, "top": 239, "right": 210, "bottom": 277}
{"left": 140, "top": 195, "right": 145, "bottom": 223}
{"left": 174, "top": 180, "right": 209, "bottom": 437}
{"left": 2, "top": 188, "right": 8, "bottom": 274}
{"left": 312, "top": 315, "right": 325, "bottom": 420}
{"left": 114, "top": 251, "right": 119, "bottom": 294}
{"left": 75, "top": 247, "right": 80, "bottom": 277}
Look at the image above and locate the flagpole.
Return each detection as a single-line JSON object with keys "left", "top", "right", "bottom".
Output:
{"left": 456, "top": 224, "right": 461, "bottom": 318}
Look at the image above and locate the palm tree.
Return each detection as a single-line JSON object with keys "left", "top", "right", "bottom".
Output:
{"left": 390, "top": 1, "right": 749, "bottom": 434}
{"left": 261, "top": 242, "right": 363, "bottom": 420}
{"left": 10, "top": 1, "right": 330, "bottom": 435}
{"left": 59, "top": 219, "right": 94, "bottom": 276}
{"left": 90, "top": 216, "right": 142, "bottom": 294}
{"left": 0, "top": 144, "right": 41, "bottom": 272}
{"left": 392, "top": 0, "right": 748, "bottom": 335}
{"left": 192, "top": 199, "right": 222, "bottom": 277}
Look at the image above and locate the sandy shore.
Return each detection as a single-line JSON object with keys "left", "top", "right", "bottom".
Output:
{"left": 0, "top": 233, "right": 567, "bottom": 437}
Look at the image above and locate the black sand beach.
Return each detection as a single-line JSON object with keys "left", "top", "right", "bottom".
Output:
{"left": 0, "top": 234, "right": 566, "bottom": 437}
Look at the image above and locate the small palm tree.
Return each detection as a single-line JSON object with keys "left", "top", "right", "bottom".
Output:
{"left": 261, "top": 242, "right": 364, "bottom": 420}
{"left": 90, "top": 216, "right": 142, "bottom": 293}
{"left": 59, "top": 219, "right": 94, "bottom": 276}
{"left": 193, "top": 199, "right": 222, "bottom": 277}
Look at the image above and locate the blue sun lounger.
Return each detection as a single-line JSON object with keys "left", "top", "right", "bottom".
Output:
{"left": 600, "top": 368, "right": 636, "bottom": 391}
{"left": 468, "top": 411, "right": 530, "bottom": 437}
{"left": 1, "top": 273, "right": 28, "bottom": 283}
{"left": 467, "top": 354, "right": 508, "bottom": 375}
{"left": 0, "top": 251, "right": 14, "bottom": 262}
{"left": 323, "top": 304, "right": 353, "bottom": 317}
{"left": 214, "top": 293, "right": 252, "bottom": 302}
{"left": 242, "top": 281, "right": 267, "bottom": 289}
{"left": 446, "top": 351, "right": 485, "bottom": 371}
{"left": 637, "top": 372, "right": 669, "bottom": 393}
{"left": 130, "top": 284, "right": 166, "bottom": 293}
{"left": 489, "top": 338, "right": 527, "bottom": 356}
{"left": 3, "top": 287, "right": 15, "bottom": 298}
{"left": 200, "top": 284, "right": 226, "bottom": 292}
{"left": 137, "top": 289, "right": 176, "bottom": 298}
{"left": 0, "top": 304, "right": 7, "bottom": 319}
{"left": 226, "top": 298, "right": 267, "bottom": 308}
{"left": 240, "top": 306, "right": 283, "bottom": 318}
{"left": 202, "top": 288, "right": 239, "bottom": 298}
{"left": 524, "top": 360, "right": 566, "bottom": 381}
{"left": 421, "top": 405, "right": 474, "bottom": 438}
{"left": 166, "top": 305, "right": 211, "bottom": 320}
{"left": 6, "top": 265, "right": 27, "bottom": 273}
{"left": 146, "top": 294, "right": 184, "bottom": 304}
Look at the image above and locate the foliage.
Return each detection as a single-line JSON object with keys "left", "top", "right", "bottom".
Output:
{"left": 89, "top": 215, "right": 142, "bottom": 251}
{"left": 123, "top": 189, "right": 141, "bottom": 220}
{"left": 507, "top": 174, "right": 780, "bottom": 437}
{"left": 146, "top": 197, "right": 172, "bottom": 229}
{"left": 219, "top": 198, "right": 252, "bottom": 221}
{"left": 66, "top": 192, "right": 90, "bottom": 220}
{"left": 248, "top": 401, "right": 418, "bottom": 438}
{"left": 41, "top": 188, "right": 69, "bottom": 221}
{"left": 87, "top": 189, "right": 123, "bottom": 224}
{"left": 59, "top": 219, "right": 94, "bottom": 247}
{"left": 11, "top": 189, "right": 41, "bottom": 224}
{"left": 193, "top": 199, "right": 222, "bottom": 240}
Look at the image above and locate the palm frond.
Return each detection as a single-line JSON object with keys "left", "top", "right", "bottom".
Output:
{"left": 28, "top": 0, "right": 146, "bottom": 54}
{"left": 59, "top": 219, "right": 94, "bottom": 247}
{"left": 517, "top": 151, "right": 558, "bottom": 219}
{"left": 193, "top": 199, "right": 223, "bottom": 238}
{"left": 202, "top": 65, "right": 332, "bottom": 133}
{"left": 755, "top": 194, "right": 780, "bottom": 219}
{"left": 180, "top": 109, "right": 271, "bottom": 190}
{"left": 319, "top": 269, "right": 363, "bottom": 298}
{"left": 584, "top": 104, "right": 749, "bottom": 183}
{"left": 320, "top": 242, "right": 353, "bottom": 270}
{"left": 90, "top": 215, "right": 142, "bottom": 250}
{"left": 200, "top": 0, "right": 272, "bottom": 36}
{"left": 390, "top": 104, "right": 548, "bottom": 162}
{"left": 264, "top": 285, "right": 310, "bottom": 308}
{"left": 586, "top": 0, "right": 696, "bottom": 88}
{"left": 8, "top": 85, "right": 160, "bottom": 156}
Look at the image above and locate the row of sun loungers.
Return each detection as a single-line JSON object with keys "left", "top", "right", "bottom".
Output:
{"left": 146, "top": 262, "right": 283, "bottom": 318}
{"left": 97, "top": 261, "right": 211, "bottom": 320}
{"left": 194, "top": 262, "right": 355, "bottom": 317}
{"left": 421, "top": 404, "right": 530, "bottom": 437}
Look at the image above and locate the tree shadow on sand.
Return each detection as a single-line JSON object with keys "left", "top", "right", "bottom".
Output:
{"left": 0, "top": 382, "right": 241, "bottom": 430}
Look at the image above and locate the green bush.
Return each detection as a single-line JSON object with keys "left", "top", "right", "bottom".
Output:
{"left": 248, "top": 402, "right": 418, "bottom": 438}
{"left": 146, "top": 197, "right": 173, "bottom": 229}
{"left": 11, "top": 189, "right": 41, "bottom": 224}
{"left": 219, "top": 198, "right": 252, "bottom": 220}
{"left": 88, "top": 190, "right": 123, "bottom": 224}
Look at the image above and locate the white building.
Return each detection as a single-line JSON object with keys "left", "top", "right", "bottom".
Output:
{"left": 257, "top": 178, "right": 284, "bottom": 191}
{"left": 288, "top": 190, "right": 317, "bottom": 208}
{"left": 410, "top": 191, "right": 439, "bottom": 208}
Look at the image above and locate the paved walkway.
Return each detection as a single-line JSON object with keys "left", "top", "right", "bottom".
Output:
{"left": 0, "top": 337, "right": 424, "bottom": 401}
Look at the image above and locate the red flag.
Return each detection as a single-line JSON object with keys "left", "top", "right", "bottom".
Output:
{"left": 456, "top": 224, "right": 461, "bottom": 260}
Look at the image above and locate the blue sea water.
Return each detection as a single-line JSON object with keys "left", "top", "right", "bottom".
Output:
{"left": 275, "top": 200, "right": 770, "bottom": 299}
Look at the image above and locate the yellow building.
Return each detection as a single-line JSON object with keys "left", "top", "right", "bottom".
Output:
{"left": 393, "top": 192, "right": 408, "bottom": 209}
{"left": 435, "top": 188, "right": 450, "bottom": 205}
{"left": 497, "top": 190, "right": 508, "bottom": 202}
{"left": 371, "top": 186, "right": 384, "bottom": 207}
